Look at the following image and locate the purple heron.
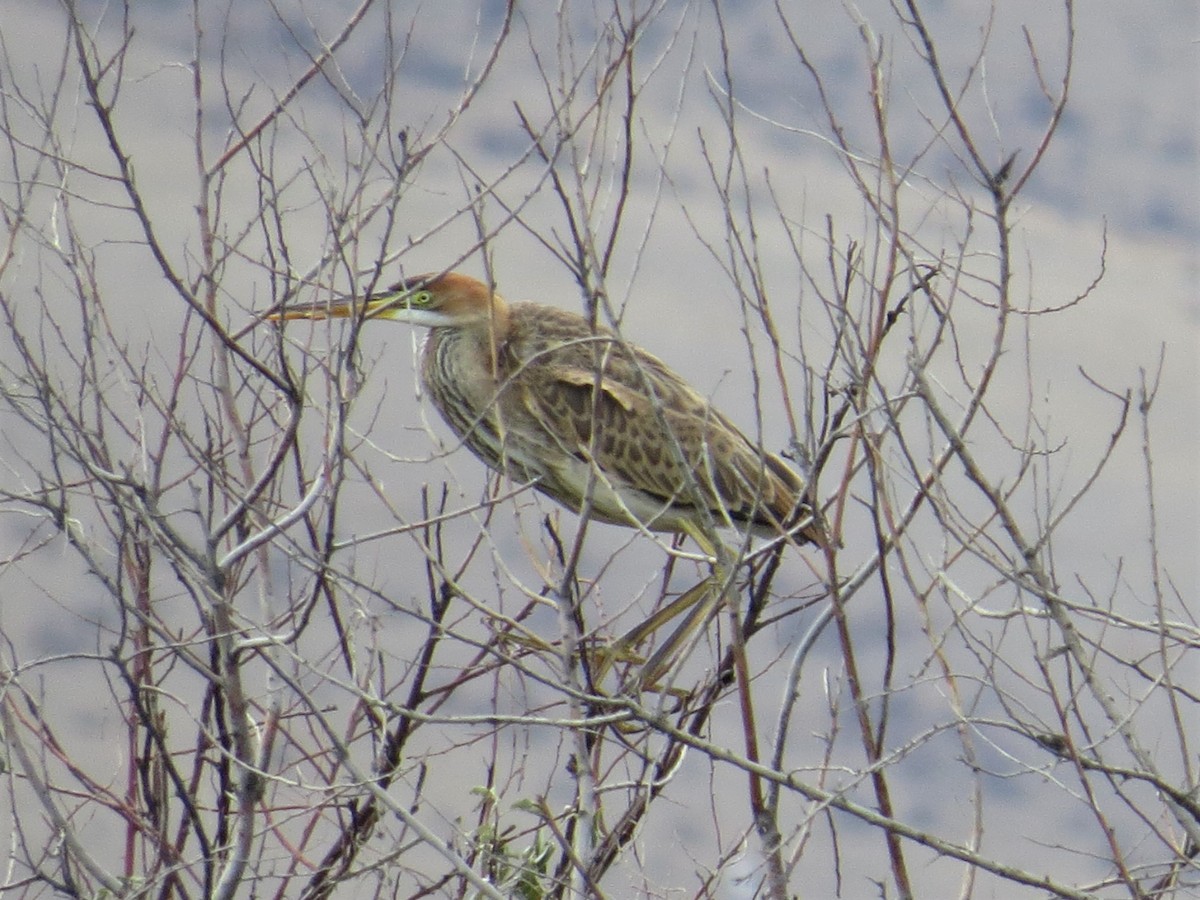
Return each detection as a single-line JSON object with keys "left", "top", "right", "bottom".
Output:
{"left": 273, "top": 271, "right": 824, "bottom": 683}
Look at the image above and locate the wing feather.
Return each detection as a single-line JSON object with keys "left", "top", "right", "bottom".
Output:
{"left": 502, "top": 302, "right": 810, "bottom": 536}
{"left": 519, "top": 360, "right": 802, "bottom": 530}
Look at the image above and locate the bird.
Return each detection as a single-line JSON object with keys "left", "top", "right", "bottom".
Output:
{"left": 271, "top": 271, "right": 824, "bottom": 682}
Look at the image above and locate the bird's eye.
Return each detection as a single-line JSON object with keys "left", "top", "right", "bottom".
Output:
{"left": 409, "top": 290, "right": 433, "bottom": 307}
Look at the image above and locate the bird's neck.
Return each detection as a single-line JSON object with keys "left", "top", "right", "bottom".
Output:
{"left": 480, "top": 294, "right": 511, "bottom": 371}
{"left": 434, "top": 295, "right": 511, "bottom": 381}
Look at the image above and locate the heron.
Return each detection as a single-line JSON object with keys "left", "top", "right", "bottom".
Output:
{"left": 272, "top": 271, "right": 824, "bottom": 685}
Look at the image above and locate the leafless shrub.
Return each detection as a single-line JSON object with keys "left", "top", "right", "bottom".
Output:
{"left": 0, "top": 1, "right": 1193, "bottom": 898}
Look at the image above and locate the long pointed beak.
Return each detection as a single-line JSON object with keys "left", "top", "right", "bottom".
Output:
{"left": 266, "top": 291, "right": 406, "bottom": 322}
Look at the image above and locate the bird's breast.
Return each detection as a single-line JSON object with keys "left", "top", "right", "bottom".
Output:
{"left": 422, "top": 326, "right": 530, "bottom": 469}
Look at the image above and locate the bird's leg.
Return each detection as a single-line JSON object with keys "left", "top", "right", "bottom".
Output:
{"left": 621, "top": 578, "right": 722, "bottom": 692}
{"left": 603, "top": 523, "right": 735, "bottom": 693}
{"left": 599, "top": 577, "right": 715, "bottom": 660}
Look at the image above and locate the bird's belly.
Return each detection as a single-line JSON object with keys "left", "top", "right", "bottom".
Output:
{"left": 444, "top": 414, "right": 681, "bottom": 531}
{"left": 536, "top": 452, "right": 688, "bottom": 533}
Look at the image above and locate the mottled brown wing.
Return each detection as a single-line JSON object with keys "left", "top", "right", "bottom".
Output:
{"left": 518, "top": 350, "right": 806, "bottom": 534}
{"left": 502, "top": 301, "right": 815, "bottom": 537}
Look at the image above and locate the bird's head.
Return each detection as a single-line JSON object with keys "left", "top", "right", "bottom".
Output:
{"left": 268, "top": 271, "right": 502, "bottom": 330}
